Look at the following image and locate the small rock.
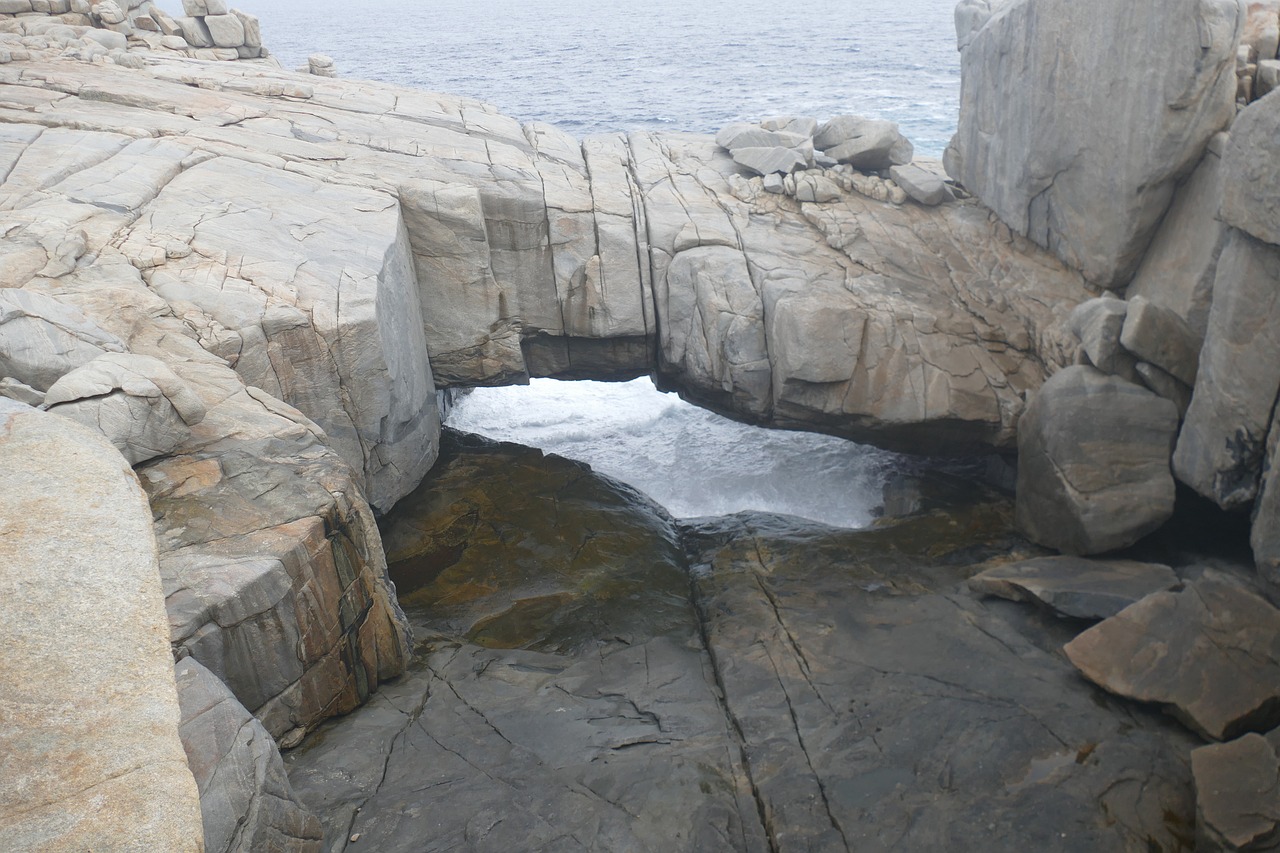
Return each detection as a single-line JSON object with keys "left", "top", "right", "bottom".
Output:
{"left": 0, "top": 377, "right": 44, "bottom": 407}
{"left": 1120, "top": 295, "right": 1202, "bottom": 386}
{"left": 1068, "top": 296, "right": 1131, "bottom": 376}
{"left": 1066, "top": 573, "right": 1280, "bottom": 741}
{"left": 1193, "top": 731, "right": 1280, "bottom": 852}
{"left": 762, "top": 173, "right": 784, "bottom": 194}
{"left": 968, "top": 556, "right": 1180, "bottom": 620}
{"left": 889, "top": 162, "right": 953, "bottom": 205}
{"left": 1259, "top": 60, "right": 1280, "bottom": 98}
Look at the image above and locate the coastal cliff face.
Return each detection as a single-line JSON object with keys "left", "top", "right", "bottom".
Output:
{"left": 3, "top": 0, "right": 1280, "bottom": 850}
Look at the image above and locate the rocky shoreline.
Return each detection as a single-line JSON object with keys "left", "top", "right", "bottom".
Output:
{"left": 4, "top": 0, "right": 1280, "bottom": 850}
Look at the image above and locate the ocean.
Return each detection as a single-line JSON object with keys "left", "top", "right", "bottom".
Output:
{"left": 247, "top": 0, "right": 964, "bottom": 527}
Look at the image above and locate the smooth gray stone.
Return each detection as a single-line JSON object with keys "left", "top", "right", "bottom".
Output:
{"left": 968, "top": 556, "right": 1180, "bottom": 620}
{"left": 946, "top": 0, "right": 1240, "bottom": 288}
{"left": 1067, "top": 573, "right": 1280, "bottom": 741}
{"left": 202, "top": 13, "right": 243, "bottom": 48}
{"left": 1125, "top": 133, "right": 1229, "bottom": 338}
{"left": 1016, "top": 366, "right": 1179, "bottom": 555}
{"left": 730, "top": 145, "right": 807, "bottom": 176}
{"left": 1120, "top": 295, "right": 1202, "bottom": 386}
{"left": 1068, "top": 297, "right": 1129, "bottom": 376}
{"left": 815, "top": 115, "right": 913, "bottom": 170}
{"left": 176, "top": 659, "right": 323, "bottom": 853}
{"left": 1222, "top": 88, "right": 1280, "bottom": 246}
{"left": 890, "top": 162, "right": 952, "bottom": 205}
{"left": 715, "top": 123, "right": 809, "bottom": 151}
{"left": 1174, "top": 229, "right": 1280, "bottom": 510}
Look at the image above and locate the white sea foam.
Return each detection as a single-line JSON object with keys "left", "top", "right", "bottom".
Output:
{"left": 446, "top": 378, "right": 903, "bottom": 528}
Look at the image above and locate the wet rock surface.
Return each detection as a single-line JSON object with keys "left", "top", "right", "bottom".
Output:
{"left": 286, "top": 433, "right": 1201, "bottom": 852}
{"left": 968, "top": 556, "right": 1181, "bottom": 621}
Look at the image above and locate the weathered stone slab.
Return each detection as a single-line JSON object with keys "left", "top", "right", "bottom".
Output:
{"left": 968, "top": 556, "right": 1180, "bottom": 620}
{"left": 890, "top": 161, "right": 951, "bottom": 205}
{"left": 1066, "top": 574, "right": 1280, "bottom": 741}
{"left": 730, "top": 145, "right": 806, "bottom": 176}
{"left": 1016, "top": 366, "right": 1179, "bottom": 555}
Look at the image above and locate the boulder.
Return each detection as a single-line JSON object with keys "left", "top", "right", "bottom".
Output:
{"left": 813, "top": 115, "right": 913, "bottom": 170}
{"left": 181, "top": 0, "right": 226, "bottom": 13}
{"left": 889, "top": 162, "right": 952, "bottom": 206}
{"left": 0, "top": 287, "right": 126, "bottom": 392}
{"left": 760, "top": 115, "right": 818, "bottom": 136}
{"left": 1135, "top": 362, "right": 1193, "bottom": 419}
{"left": 202, "top": 12, "right": 242, "bottom": 48}
{"left": 176, "top": 658, "right": 323, "bottom": 853}
{"left": 92, "top": 0, "right": 124, "bottom": 23}
{"left": 1222, "top": 89, "right": 1280, "bottom": 246}
{"left": 968, "top": 556, "right": 1180, "bottom": 621}
{"left": 730, "top": 145, "right": 807, "bottom": 176}
{"left": 1193, "top": 730, "right": 1280, "bottom": 852}
{"left": 715, "top": 123, "right": 809, "bottom": 151}
{"left": 1119, "top": 295, "right": 1202, "bottom": 386}
{"left": 1125, "top": 133, "right": 1229, "bottom": 338}
{"left": 44, "top": 352, "right": 207, "bottom": 465}
{"left": 1066, "top": 573, "right": 1280, "bottom": 741}
{"left": 0, "top": 400, "right": 203, "bottom": 851}
{"left": 176, "top": 14, "right": 212, "bottom": 47}
{"left": 230, "top": 7, "right": 258, "bottom": 48}
{"left": 946, "top": 0, "right": 1241, "bottom": 287}
{"left": 1174, "top": 229, "right": 1280, "bottom": 510}
{"left": 1067, "top": 297, "right": 1131, "bottom": 376}
{"left": 791, "top": 171, "right": 841, "bottom": 203}
{"left": 1015, "top": 366, "right": 1179, "bottom": 555}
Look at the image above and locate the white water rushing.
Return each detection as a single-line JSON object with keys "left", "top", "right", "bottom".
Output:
{"left": 250, "top": 0, "right": 963, "bottom": 527}
{"left": 446, "top": 379, "right": 904, "bottom": 528}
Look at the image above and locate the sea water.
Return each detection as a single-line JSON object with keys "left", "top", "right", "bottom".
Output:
{"left": 248, "top": 0, "right": 963, "bottom": 527}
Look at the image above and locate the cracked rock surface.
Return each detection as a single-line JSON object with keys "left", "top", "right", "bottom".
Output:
{"left": 286, "top": 432, "right": 1199, "bottom": 852}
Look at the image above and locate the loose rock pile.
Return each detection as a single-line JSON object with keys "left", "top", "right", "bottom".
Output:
{"left": 715, "top": 113, "right": 957, "bottom": 207}
{"left": 0, "top": 0, "right": 266, "bottom": 63}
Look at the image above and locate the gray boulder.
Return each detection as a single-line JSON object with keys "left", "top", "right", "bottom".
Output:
{"left": 44, "top": 352, "right": 207, "bottom": 465}
{"left": 202, "top": 13, "right": 243, "bottom": 48}
{"left": 1174, "top": 230, "right": 1280, "bottom": 510}
{"left": 715, "top": 123, "right": 809, "bottom": 151}
{"left": 730, "top": 145, "right": 807, "bottom": 176}
{"left": 1066, "top": 573, "right": 1280, "bottom": 741}
{"left": 1222, "top": 89, "right": 1280, "bottom": 246}
{"left": 760, "top": 115, "right": 818, "bottom": 136}
{"left": 946, "top": 0, "right": 1241, "bottom": 288}
{"left": 1125, "top": 133, "right": 1229, "bottom": 338}
{"left": 889, "top": 162, "right": 952, "bottom": 206}
{"left": 176, "top": 658, "right": 323, "bottom": 853}
{"left": 1119, "top": 295, "right": 1202, "bottom": 386}
{"left": 814, "top": 115, "right": 913, "bottom": 170}
{"left": 1068, "top": 296, "right": 1130, "bottom": 376}
{"left": 1015, "top": 366, "right": 1179, "bottom": 555}
{"left": 968, "top": 556, "right": 1180, "bottom": 621}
